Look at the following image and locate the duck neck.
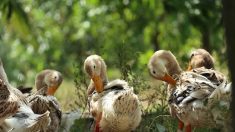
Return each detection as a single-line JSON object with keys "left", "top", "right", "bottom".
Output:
{"left": 164, "top": 54, "right": 182, "bottom": 76}
{"left": 0, "top": 60, "right": 10, "bottom": 88}
{"left": 166, "top": 62, "right": 182, "bottom": 76}
{"left": 87, "top": 60, "right": 109, "bottom": 94}
{"left": 100, "top": 61, "right": 108, "bottom": 86}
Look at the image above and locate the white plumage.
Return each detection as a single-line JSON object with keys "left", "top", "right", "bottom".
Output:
{"left": 90, "top": 79, "right": 141, "bottom": 132}
{"left": 2, "top": 108, "right": 50, "bottom": 132}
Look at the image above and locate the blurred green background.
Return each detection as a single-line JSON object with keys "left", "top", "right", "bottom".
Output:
{"left": 0, "top": 0, "right": 228, "bottom": 131}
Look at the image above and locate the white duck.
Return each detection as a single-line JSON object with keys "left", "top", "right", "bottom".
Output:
{"left": 84, "top": 55, "right": 142, "bottom": 132}
{"left": 148, "top": 50, "right": 231, "bottom": 132}
{"left": 0, "top": 59, "right": 50, "bottom": 132}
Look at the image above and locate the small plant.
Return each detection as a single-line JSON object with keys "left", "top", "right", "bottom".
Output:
{"left": 73, "top": 62, "right": 88, "bottom": 111}
{"left": 112, "top": 42, "right": 178, "bottom": 131}
{"left": 69, "top": 61, "right": 92, "bottom": 132}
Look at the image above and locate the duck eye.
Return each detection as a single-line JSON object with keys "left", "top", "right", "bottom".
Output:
{"left": 191, "top": 53, "right": 195, "bottom": 57}
{"left": 93, "top": 65, "right": 96, "bottom": 69}
{"left": 190, "top": 53, "right": 195, "bottom": 59}
{"left": 152, "top": 70, "right": 156, "bottom": 74}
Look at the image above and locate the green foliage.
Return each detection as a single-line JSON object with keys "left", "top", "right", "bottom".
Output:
{"left": 69, "top": 118, "right": 93, "bottom": 132}
{"left": 73, "top": 62, "right": 88, "bottom": 111}
{"left": 0, "top": 0, "right": 227, "bottom": 83}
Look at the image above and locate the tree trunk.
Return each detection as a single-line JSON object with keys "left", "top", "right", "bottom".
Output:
{"left": 222, "top": 0, "right": 235, "bottom": 129}
{"left": 201, "top": 29, "right": 211, "bottom": 53}
{"left": 151, "top": 31, "right": 160, "bottom": 51}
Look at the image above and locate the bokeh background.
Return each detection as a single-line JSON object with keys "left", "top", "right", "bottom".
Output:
{"left": 0, "top": 0, "right": 229, "bottom": 131}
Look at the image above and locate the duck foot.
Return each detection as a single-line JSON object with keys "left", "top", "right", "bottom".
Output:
{"left": 185, "top": 124, "right": 192, "bottom": 132}
{"left": 94, "top": 112, "right": 102, "bottom": 132}
{"left": 177, "top": 120, "right": 184, "bottom": 132}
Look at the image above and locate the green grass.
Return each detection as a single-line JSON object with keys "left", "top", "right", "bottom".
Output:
{"left": 55, "top": 79, "right": 78, "bottom": 111}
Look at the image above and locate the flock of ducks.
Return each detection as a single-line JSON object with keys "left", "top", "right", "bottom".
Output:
{"left": 0, "top": 48, "right": 232, "bottom": 132}
{"left": 0, "top": 60, "right": 63, "bottom": 132}
{"left": 85, "top": 49, "right": 231, "bottom": 132}
{"left": 148, "top": 49, "right": 231, "bottom": 132}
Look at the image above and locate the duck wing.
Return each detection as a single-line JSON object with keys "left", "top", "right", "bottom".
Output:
{"left": 27, "top": 95, "right": 62, "bottom": 132}
{"left": 0, "top": 80, "right": 18, "bottom": 124}
{"left": 3, "top": 110, "right": 50, "bottom": 132}
{"left": 170, "top": 67, "right": 230, "bottom": 108}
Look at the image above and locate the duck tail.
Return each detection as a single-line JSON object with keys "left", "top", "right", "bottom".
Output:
{"left": 37, "top": 110, "right": 50, "bottom": 122}
{"left": 219, "top": 82, "right": 232, "bottom": 102}
{"left": 28, "top": 111, "right": 51, "bottom": 130}
{"left": 208, "top": 82, "right": 232, "bottom": 108}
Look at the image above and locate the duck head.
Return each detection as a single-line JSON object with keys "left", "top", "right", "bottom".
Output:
{"left": 188, "top": 49, "right": 214, "bottom": 70}
{"left": 36, "top": 70, "right": 63, "bottom": 96}
{"left": 148, "top": 50, "right": 182, "bottom": 85}
{"left": 84, "top": 55, "right": 108, "bottom": 93}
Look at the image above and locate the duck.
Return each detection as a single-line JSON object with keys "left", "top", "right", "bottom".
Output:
{"left": 148, "top": 50, "right": 231, "bottom": 132}
{"left": 187, "top": 49, "right": 214, "bottom": 70}
{"left": 0, "top": 59, "right": 50, "bottom": 132}
{"left": 84, "top": 55, "right": 142, "bottom": 132}
{"left": 187, "top": 49, "right": 231, "bottom": 105}
{"left": 27, "top": 69, "right": 63, "bottom": 132}
{"left": 188, "top": 49, "right": 232, "bottom": 131}
{"left": 176, "top": 48, "right": 215, "bottom": 130}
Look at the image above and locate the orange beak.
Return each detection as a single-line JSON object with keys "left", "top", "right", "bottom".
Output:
{"left": 92, "top": 74, "right": 104, "bottom": 93}
{"left": 187, "top": 63, "right": 192, "bottom": 71}
{"left": 158, "top": 74, "right": 176, "bottom": 85}
{"left": 47, "top": 85, "right": 58, "bottom": 95}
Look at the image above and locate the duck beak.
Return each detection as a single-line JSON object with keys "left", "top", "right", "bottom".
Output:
{"left": 187, "top": 63, "right": 192, "bottom": 71}
{"left": 159, "top": 74, "right": 176, "bottom": 85}
{"left": 47, "top": 85, "right": 58, "bottom": 95}
{"left": 92, "top": 74, "right": 104, "bottom": 93}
